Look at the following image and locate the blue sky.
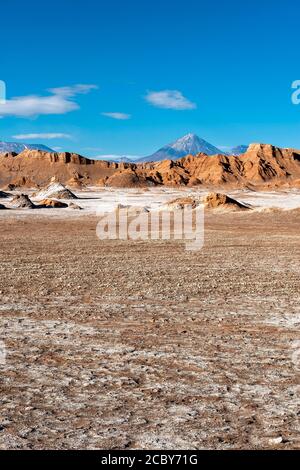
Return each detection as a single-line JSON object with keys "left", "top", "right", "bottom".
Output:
{"left": 0, "top": 0, "right": 300, "bottom": 157}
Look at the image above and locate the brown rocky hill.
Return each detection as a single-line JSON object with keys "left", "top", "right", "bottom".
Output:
{"left": 140, "top": 143, "right": 300, "bottom": 187}
{"left": 0, "top": 150, "right": 123, "bottom": 188}
{"left": 1, "top": 144, "right": 300, "bottom": 188}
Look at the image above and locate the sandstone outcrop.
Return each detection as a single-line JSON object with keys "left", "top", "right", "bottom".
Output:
{"left": 203, "top": 192, "right": 251, "bottom": 210}
{"left": 9, "top": 194, "right": 36, "bottom": 209}
{"left": 38, "top": 199, "right": 68, "bottom": 208}
{"left": 34, "top": 182, "right": 77, "bottom": 200}
{"left": 165, "top": 193, "right": 250, "bottom": 211}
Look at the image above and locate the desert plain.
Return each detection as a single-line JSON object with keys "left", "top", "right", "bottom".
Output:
{"left": 0, "top": 186, "right": 299, "bottom": 449}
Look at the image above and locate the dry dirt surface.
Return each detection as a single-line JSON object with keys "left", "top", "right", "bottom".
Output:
{"left": 0, "top": 211, "right": 299, "bottom": 449}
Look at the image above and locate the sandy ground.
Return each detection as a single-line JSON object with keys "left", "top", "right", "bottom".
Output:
{"left": 0, "top": 189, "right": 299, "bottom": 449}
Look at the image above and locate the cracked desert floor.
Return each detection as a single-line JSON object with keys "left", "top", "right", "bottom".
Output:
{"left": 0, "top": 189, "right": 299, "bottom": 449}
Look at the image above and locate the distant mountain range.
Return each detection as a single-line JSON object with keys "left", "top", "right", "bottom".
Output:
{"left": 231, "top": 145, "right": 249, "bottom": 156}
{"left": 0, "top": 141, "right": 54, "bottom": 154}
{"left": 137, "top": 134, "right": 249, "bottom": 162}
{"left": 94, "top": 155, "right": 137, "bottom": 163}
{"left": 0, "top": 135, "right": 249, "bottom": 162}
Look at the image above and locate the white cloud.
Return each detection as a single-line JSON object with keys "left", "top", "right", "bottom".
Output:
{"left": 0, "top": 84, "right": 97, "bottom": 117}
{"left": 145, "top": 90, "right": 196, "bottom": 110}
{"left": 101, "top": 112, "right": 131, "bottom": 120}
{"left": 13, "top": 133, "right": 72, "bottom": 140}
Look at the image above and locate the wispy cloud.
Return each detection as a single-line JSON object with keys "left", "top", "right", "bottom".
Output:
{"left": 0, "top": 84, "right": 97, "bottom": 117}
{"left": 49, "top": 84, "right": 98, "bottom": 96}
{"left": 101, "top": 112, "right": 131, "bottom": 120}
{"left": 83, "top": 146, "right": 103, "bottom": 152}
{"left": 145, "top": 90, "right": 196, "bottom": 110}
{"left": 12, "top": 133, "right": 72, "bottom": 140}
{"left": 217, "top": 145, "right": 231, "bottom": 150}
{"left": 94, "top": 154, "right": 140, "bottom": 162}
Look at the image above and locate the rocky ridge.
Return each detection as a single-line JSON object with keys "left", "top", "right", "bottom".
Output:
{"left": 0, "top": 143, "right": 300, "bottom": 189}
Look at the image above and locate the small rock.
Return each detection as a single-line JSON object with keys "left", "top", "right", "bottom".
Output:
{"left": 68, "top": 202, "right": 83, "bottom": 210}
{"left": 268, "top": 436, "right": 283, "bottom": 445}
